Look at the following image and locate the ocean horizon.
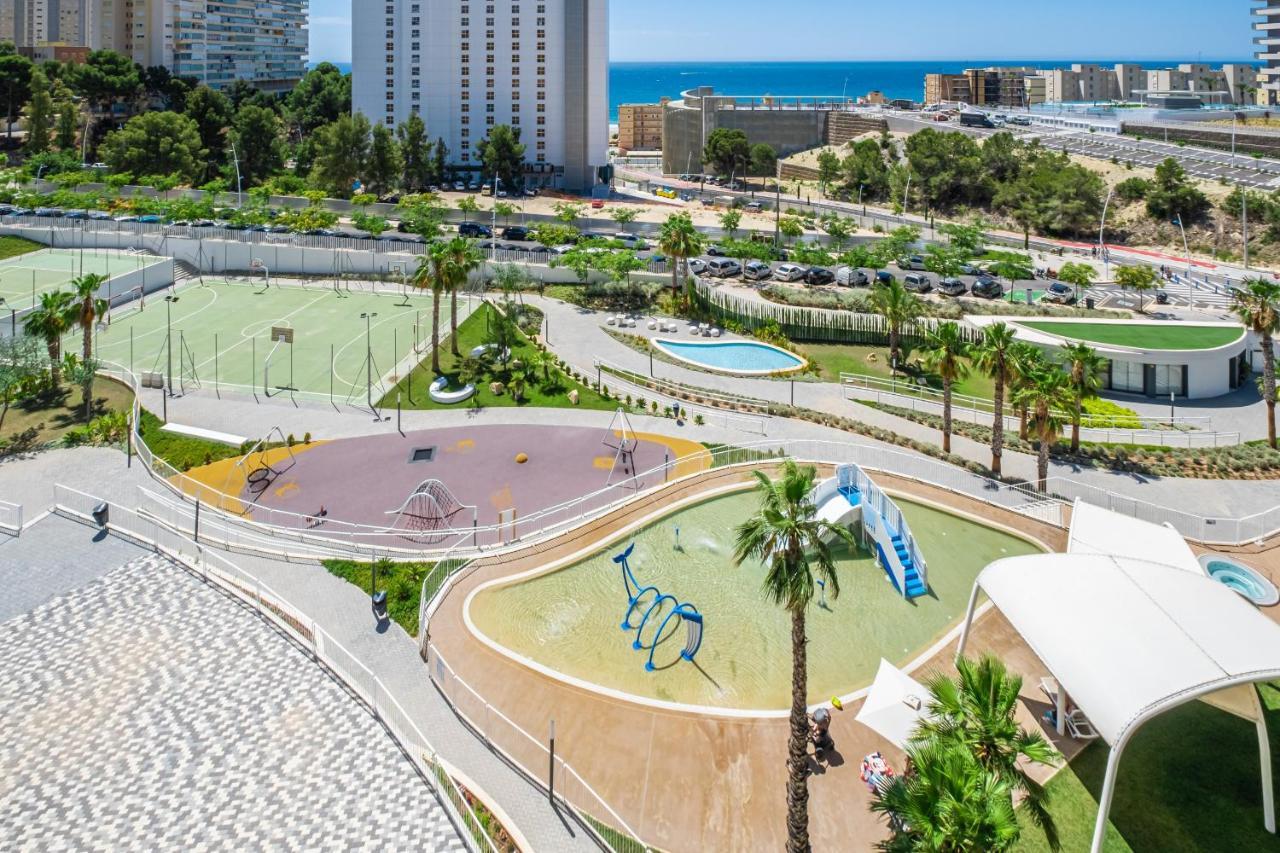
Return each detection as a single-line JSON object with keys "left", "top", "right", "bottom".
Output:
{"left": 314, "top": 59, "right": 1255, "bottom": 122}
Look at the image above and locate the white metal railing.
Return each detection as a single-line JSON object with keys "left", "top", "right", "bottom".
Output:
{"left": 594, "top": 357, "right": 777, "bottom": 413}
{"left": 50, "top": 484, "right": 498, "bottom": 853}
{"left": 0, "top": 499, "right": 22, "bottom": 535}
{"left": 837, "top": 463, "right": 928, "bottom": 595}
{"left": 426, "top": 642, "right": 651, "bottom": 853}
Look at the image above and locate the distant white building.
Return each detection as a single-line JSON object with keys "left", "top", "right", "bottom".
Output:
{"left": 100, "top": 0, "right": 309, "bottom": 93}
{"left": 352, "top": 0, "right": 610, "bottom": 193}
{"left": 1257, "top": 0, "right": 1280, "bottom": 105}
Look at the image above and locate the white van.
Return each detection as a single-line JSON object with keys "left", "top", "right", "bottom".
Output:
{"left": 707, "top": 258, "right": 743, "bottom": 278}
{"left": 614, "top": 232, "right": 650, "bottom": 250}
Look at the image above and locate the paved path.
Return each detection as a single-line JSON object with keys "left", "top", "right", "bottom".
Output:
{"left": 0, "top": 544, "right": 464, "bottom": 852}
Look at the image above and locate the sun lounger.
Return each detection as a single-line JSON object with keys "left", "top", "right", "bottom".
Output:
{"left": 1065, "top": 710, "right": 1099, "bottom": 741}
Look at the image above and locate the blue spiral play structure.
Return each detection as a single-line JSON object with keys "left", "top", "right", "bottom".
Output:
{"left": 613, "top": 543, "right": 704, "bottom": 672}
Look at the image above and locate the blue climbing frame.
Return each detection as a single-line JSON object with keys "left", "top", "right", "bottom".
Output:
{"left": 614, "top": 543, "right": 705, "bottom": 672}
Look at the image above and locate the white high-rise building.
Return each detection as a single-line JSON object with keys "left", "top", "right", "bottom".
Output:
{"left": 352, "top": 0, "right": 609, "bottom": 193}
{"left": 1257, "top": 0, "right": 1280, "bottom": 105}
{"left": 101, "top": 0, "right": 309, "bottom": 92}
{"left": 8, "top": 0, "right": 100, "bottom": 47}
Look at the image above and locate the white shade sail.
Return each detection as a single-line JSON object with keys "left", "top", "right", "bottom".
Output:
{"left": 854, "top": 658, "right": 931, "bottom": 750}
{"left": 1067, "top": 498, "right": 1201, "bottom": 576}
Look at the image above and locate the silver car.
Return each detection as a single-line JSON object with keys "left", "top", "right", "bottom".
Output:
{"left": 774, "top": 263, "right": 806, "bottom": 282}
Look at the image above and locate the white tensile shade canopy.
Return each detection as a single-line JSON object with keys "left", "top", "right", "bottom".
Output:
{"left": 1066, "top": 498, "right": 1201, "bottom": 574}
{"left": 956, "top": 552, "right": 1280, "bottom": 853}
{"left": 854, "top": 659, "right": 931, "bottom": 750}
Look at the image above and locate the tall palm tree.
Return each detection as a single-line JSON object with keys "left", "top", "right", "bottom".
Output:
{"left": 1233, "top": 278, "right": 1280, "bottom": 449}
{"left": 69, "top": 273, "right": 110, "bottom": 420}
{"left": 414, "top": 243, "right": 450, "bottom": 375}
{"left": 970, "top": 323, "right": 1017, "bottom": 477}
{"left": 869, "top": 279, "right": 924, "bottom": 368}
{"left": 1008, "top": 343, "right": 1045, "bottom": 441}
{"left": 1023, "top": 366, "right": 1072, "bottom": 492}
{"left": 871, "top": 739, "right": 1021, "bottom": 853}
{"left": 1061, "top": 341, "right": 1105, "bottom": 453}
{"left": 445, "top": 235, "right": 484, "bottom": 357}
{"left": 908, "top": 655, "right": 1061, "bottom": 851}
{"left": 22, "top": 289, "right": 76, "bottom": 389}
{"left": 733, "top": 461, "right": 856, "bottom": 853}
{"left": 920, "top": 322, "right": 970, "bottom": 454}
{"left": 658, "top": 212, "right": 706, "bottom": 301}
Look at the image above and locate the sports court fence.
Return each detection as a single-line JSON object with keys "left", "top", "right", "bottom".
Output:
{"left": 49, "top": 484, "right": 499, "bottom": 853}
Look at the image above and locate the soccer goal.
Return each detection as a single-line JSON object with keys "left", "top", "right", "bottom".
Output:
{"left": 250, "top": 258, "right": 271, "bottom": 293}
{"left": 106, "top": 285, "right": 145, "bottom": 325}
{"left": 263, "top": 324, "right": 295, "bottom": 396}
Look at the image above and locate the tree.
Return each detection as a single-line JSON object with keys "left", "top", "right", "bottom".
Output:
{"left": 610, "top": 207, "right": 639, "bottom": 232}
{"left": 1023, "top": 365, "right": 1072, "bottom": 491}
{"left": 184, "top": 86, "right": 232, "bottom": 183}
{"left": 0, "top": 45, "right": 33, "bottom": 143}
{"left": 816, "top": 149, "right": 841, "bottom": 190}
{"left": 994, "top": 151, "right": 1104, "bottom": 247}
{"left": 68, "top": 49, "right": 141, "bottom": 119}
{"left": 840, "top": 138, "right": 890, "bottom": 200}
{"left": 1146, "top": 157, "right": 1209, "bottom": 222}
{"left": 286, "top": 62, "right": 351, "bottom": 136}
{"left": 869, "top": 279, "right": 924, "bottom": 366}
{"left": 1008, "top": 343, "right": 1046, "bottom": 441}
{"left": 733, "top": 461, "right": 855, "bottom": 853}
{"left": 457, "top": 195, "right": 481, "bottom": 220}
{"left": 1056, "top": 261, "right": 1095, "bottom": 305}
{"left": 100, "top": 111, "right": 206, "bottom": 184}
{"left": 416, "top": 244, "right": 449, "bottom": 374}
{"left": 750, "top": 142, "right": 778, "bottom": 178}
{"left": 1234, "top": 278, "right": 1280, "bottom": 449}
{"left": 719, "top": 208, "right": 742, "bottom": 239}
{"left": 819, "top": 214, "right": 854, "bottom": 250}
{"left": 921, "top": 322, "right": 971, "bottom": 454}
{"left": 477, "top": 124, "right": 526, "bottom": 188}
{"left": 70, "top": 274, "right": 109, "bottom": 419}
{"left": 23, "top": 290, "right": 75, "bottom": 389}
{"left": 54, "top": 92, "right": 77, "bottom": 151}
{"left": 230, "top": 103, "right": 285, "bottom": 187}
{"left": 0, "top": 336, "right": 43, "bottom": 429}
{"left": 703, "top": 127, "right": 750, "bottom": 178}
{"left": 980, "top": 131, "right": 1024, "bottom": 184}
{"left": 493, "top": 201, "right": 517, "bottom": 226}
{"left": 1114, "top": 264, "right": 1158, "bottom": 313}
{"left": 904, "top": 128, "right": 989, "bottom": 210}
{"left": 366, "top": 123, "right": 403, "bottom": 196}
{"left": 553, "top": 201, "right": 584, "bottom": 227}
{"left": 142, "top": 65, "right": 195, "bottom": 109}
{"left": 972, "top": 323, "right": 1018, "bottom": 476}
{"left": 923, "top": 245, "right": 965, "bottom": 281}
{"left": 779, "top": 216, "right": 805, "bottom": 245}
{"left": 23, "top": 66, "right": 53, "bottom": 154}
{"left": 397, "top": 113, "right": 431, "bottom": 193}
{"left": 444, "top": 236, "right": 484, "bottom": 356}
{"left": 432, "top": 138, "right": 449, "bottom": 185}
{"left": 1061, "top": 341, "right": 1105, "bottom": 453}
{"left": 658, "top": 212, "right": 706, "bottom": 299}
{"left": 938, "top": 221, "right": 985, "bottom": 259}
{"left": 986, "top": 251, "right": 1034, "bottom": 296}
{"left": 309, "top": 112, "right": 371, "bottom": 198}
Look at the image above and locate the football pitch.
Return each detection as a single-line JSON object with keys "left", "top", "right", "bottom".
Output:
{"left": 90, "top": 278, "right": 471, "bottom": 402}
{"left": 0, "top": 248, "right": 168, "bottom": 311}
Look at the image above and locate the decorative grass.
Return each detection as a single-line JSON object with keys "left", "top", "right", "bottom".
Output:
{"left": 1017, "top": 321, "right": 1245, "bottom": 351}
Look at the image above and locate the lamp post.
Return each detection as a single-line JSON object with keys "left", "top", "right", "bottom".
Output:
{"left": 1098, "top": 187, "right": 1114, "bottom": 281}
{"left": 360, "top": 311, "right": 378, "bottom": 413}
{"left": 1172, "top": 214, "right": 1192, "bottom": 307}
{"left": 163, "top": 294, "right": 179, "bottom": 422}
{"left": 231, "top": 141, "right": 244, "bottom": 208}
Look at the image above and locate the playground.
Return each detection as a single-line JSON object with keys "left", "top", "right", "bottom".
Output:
{"left": 0, "top": 247, "right": 168, "bottom": 312}
{"left": 179, "top": 423, "right": 707, "bottom": 542}
{"left": 88, "top": 278, "right": 464, "bottom": 403}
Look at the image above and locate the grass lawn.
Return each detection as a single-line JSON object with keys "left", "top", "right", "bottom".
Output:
{"left": 1015, "top": 681, "right": 1280, "bottom": 852}
{"left": 797, "top": 342, "right": 997, "bottom": 399}
{"left": 321, "top": 559, "right": 435, "bottom": 636}
{"left": 1017, "top": 321, "right": 1246, "bottom": 351}
{"left": 0, "top": 235, "right": 42, "bottom": 261}
{"left": 384, "top": 302, "right": 618, "bottom": 412}
{"left": 137, "top": 408, "right": 250, "bottom": 472}
{"left": 1, "top": 376, "right": 133, "bottom": 451}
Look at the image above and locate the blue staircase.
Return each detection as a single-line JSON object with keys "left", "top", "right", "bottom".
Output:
{"left": 838, "top": 485, "right": 862, "bottom": 507}
{"left": 889, "top": 531, "right": 927, "bottom": 599}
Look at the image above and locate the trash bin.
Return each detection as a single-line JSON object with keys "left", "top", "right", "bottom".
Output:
{"left": 1085, "top": 297, "right": 1095, "bottom": 310}
{"left": 372, "top": 590, "right": 388, "bottom": 620}
{"left": 91, "top": 502, "right": 109, "bottom": 527}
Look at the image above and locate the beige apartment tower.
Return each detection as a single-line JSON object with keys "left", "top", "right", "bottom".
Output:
{"left": 617, "top": 102, "right": 665, "bottom": 152}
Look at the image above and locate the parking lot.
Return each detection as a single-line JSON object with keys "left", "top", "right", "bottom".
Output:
{"left": 1041, "top": 131, "right": 1280, "bottom": 189}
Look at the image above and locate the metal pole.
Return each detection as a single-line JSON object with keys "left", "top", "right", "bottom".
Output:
{"left": 214, "top": 332, "right": 219, "bottom": 395}
{"left": 1099, "top": 187, "right": 1113, "bottom": 280}
{"left": 165, "top": 299, "right": 174, "bottom": 399}
{"left": 194, "top": 499, "right": 201, "bottom": 543}
{"left": 1244, "top": 186, "right": 1250, "bottom": 270}
{"left": 548, "top": 719, "right": 556, "bottom": 805}
{"left": 330, "top": 344, "right": 335, "bottom": 405}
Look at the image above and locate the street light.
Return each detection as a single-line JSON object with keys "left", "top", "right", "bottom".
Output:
{"left": 1098, "top": 187, "right": 1114, "bottom": 280}
{"left": 1172, "top": 215, "right": 1192, "bottom": 307}
{"left": 360, "top": 311, "right": 378, "bottom": 413}
{"left": 163, "top": 295, "right": 179, "bottom": 422}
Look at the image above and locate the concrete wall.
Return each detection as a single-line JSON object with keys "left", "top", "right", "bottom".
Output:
{"left": 1121, "top": 121, "right": 1280, "bottom": 158}
{"left": 662, "top": 104, "right": 827, "bottom": 176}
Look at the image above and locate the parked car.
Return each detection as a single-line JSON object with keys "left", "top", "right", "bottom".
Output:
{"left": 903, "top": 273, "right": 933, "bottom": 293}
{"left": 805, "top": 267, "right": 836, "bottom": 286}
{"left": 959, "top": 262, "right": 985, "bottom": 276}
{"left": 743, "top": 260, "right": 773, "bottom": 282}
{"left": 137, "top": 214, "right": 164, "bottom": 224}
{"left": 938, "top": 277, "right": 968, "bottom": 296}
{"left": 33, "top": 207, "right": 63, "bottom": 218}
{"left": 614, "top": 233, "right": 649, "bottom": 250}
{"left": 87, "top": 210, "right": 112, "bottom": 220}
{"left": 0, "top": 205, "right": 15, "bottom": 216}
{"left": 706, "top": 258, "right": 742, "bottom": 278}
{"left": 706, "top": 244, "right": 728, "bottom": 257}
{"left": 501, "top": 226, "right": 531, "bottom": 241}
{"left": 774, "top": 263, "right": 806, "bottom": 282}
{"left": 1041, "top": 282, "right": 1077, "bottom": 305}
{"left": 458, "top": 221, "right": 492, "bottom": 238}
{"left": 896, "top": 255, "right": 927, "bottom": 271}
{"left": 114, "top": 214, "right": 141, "bottom": 223}
{"left": 744, "top": 201, "right": 764, "bottom": 212}
{"left": 836, "top": 267, "right": 869, "bottom": 287}
{"left": 875, "top": 270, "right": 896, "bottom": 286}
{"left": 62, "top": 210, "right": 89, "bottom": 220}
{"left": 971, "top": 277, "right": 1004, "bottom": 299}
{"left": 688, "top": 258, "right": 708, "bottom": 275}
{"left": 453, "top": 181, "right": 467, "bottom": 191}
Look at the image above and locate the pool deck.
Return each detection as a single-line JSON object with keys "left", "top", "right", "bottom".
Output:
{"left": 427, "top": 464, "right": 1074, "bottom": 852}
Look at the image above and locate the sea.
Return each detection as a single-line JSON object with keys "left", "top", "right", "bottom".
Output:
{"left": 317, "top": 59, "right": 1254, "bottom": 123}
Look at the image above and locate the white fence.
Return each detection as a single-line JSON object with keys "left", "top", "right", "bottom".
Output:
{"left": 50, "top": 484, "right": 499, "bottom": 853}
{"left": 0, "top": 499, "right": 22, "bottom": 535}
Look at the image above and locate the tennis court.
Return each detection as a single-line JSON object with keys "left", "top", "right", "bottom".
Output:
{"left": 89, "top": 278, "right": 471, "bottom": 404}
{"left": 0, "top": 247, "right": 169, "bottom": 311}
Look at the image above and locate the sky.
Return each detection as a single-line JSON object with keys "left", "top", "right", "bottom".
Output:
{"left": 307, "top": 0, "right": 1248, "bottom": 65}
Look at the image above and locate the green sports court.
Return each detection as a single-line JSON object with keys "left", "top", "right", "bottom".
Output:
{"left": 89, "top": 278, "right": 470, "bottom": 403}
{"left": 0, "top": 247, "right": 171, "bottom": 312}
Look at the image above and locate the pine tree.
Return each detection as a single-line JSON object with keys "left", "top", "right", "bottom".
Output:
{"left": 23, "top": 66, "right": 53, "bottom": 154}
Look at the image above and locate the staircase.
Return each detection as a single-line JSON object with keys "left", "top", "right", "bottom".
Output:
{"left": 835, "top": 463, "right": 929, "bottom": 601}
{"left": 173, "top": 260, "right": 200, "bottom": 284}
{"left": 889, "top": 532, "right": 927, "bottom": 599}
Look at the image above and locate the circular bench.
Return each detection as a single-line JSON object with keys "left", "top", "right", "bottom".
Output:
{"left": 429, "top": 376, "right": 477, "bottom": 405}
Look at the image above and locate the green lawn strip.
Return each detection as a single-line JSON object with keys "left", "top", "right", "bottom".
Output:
{"left": 320, "top": 559, "right": 434, "bottom": 636}
{"left": 383, "top": 303, "right": 618, "bottom": 412}
{"left": 0, "top": 235, "right": 43, "bottom": 261}
{"left": 798, "top": 341, "right": 997, "bottom": 399}
{"left": 1018, "top": 321, "right": 1245, "bottom": 351}
{"left": 1015, "top": 686, "right": 1280, "bottom": 852}
{"left": 1, "top": 377, "right": 134, "bottom": 454}
{"left": 136, "top": 408, "right": 250, "bottom": 472}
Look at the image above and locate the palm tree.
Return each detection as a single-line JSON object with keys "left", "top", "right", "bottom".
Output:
{"left": 920, "top": 322, "right": 970, "bottom": 454}
{"left": 69, "top": 273, "right": 109, "bottom": 418}
{"left": 1061, "top": 342, "right": 1105, "bottom": 453}
{"left": 733, "top": 461, "right": 856, "bottom": 853}
{"left": 445, "top": 236, "right": 484, "bottom": 357}
{"left": 907, "top": 655, "right": 1061, "bottom": 851}
{"left": 1008, "top": 343, "right": 1045, "bottom": 441}
{"left": 1233, "top": 278, "right": 1280, "bottom": 449}
{"left": 658, "top": 212, "right": 706, "bottom": 301}
{"left": 970, "top": 323, "right": 1017, "bottom": 477}
{"left": 414, "top": 244, "right": 449, "bottom": 375}
{"left": 23, "top": 289, "right": 76, "bottom": 389}
{"left": 1023, "top": 366, "right": 1072, "bottom": 491}
{"left": 871, "top": 739, "right": 1021, "bottom": 853}
{"left": 869, "top": 279, "right": 924, "bottom": 368}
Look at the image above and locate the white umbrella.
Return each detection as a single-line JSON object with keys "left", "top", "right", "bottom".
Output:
{"left": 854, "top": 658, "right": 931, "bottom": 751}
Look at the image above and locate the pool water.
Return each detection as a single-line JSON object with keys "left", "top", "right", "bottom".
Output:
{"left": 1202, "top": 557, "right": 1280, "bottom": 607}
{"left": 652, "top": 339, "right": 805, "bottom": 374}
{"left": 469, "top": 490, "right": 1042, "bottom": 710}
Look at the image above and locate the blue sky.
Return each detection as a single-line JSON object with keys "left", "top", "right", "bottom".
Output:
{"left": 308, "top": 0, "right": 1248, "bottom": 64}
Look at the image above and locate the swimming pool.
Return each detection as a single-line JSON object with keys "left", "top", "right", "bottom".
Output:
{"left": 652, "top": 339, "right": 806, "bottom": 375}
{"left": 1199, "top": 555, "right": 1280, "bottom": 607}
{"left": 467, "top": 489, "right": 1043, "bottom": 712}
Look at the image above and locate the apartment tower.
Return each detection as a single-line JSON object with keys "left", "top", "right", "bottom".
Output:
{"left": 1257, "top": 1, "right": 1280, "bottom": 105}
{"left": 352, "top": 0, "right": 610, "bottom": 193}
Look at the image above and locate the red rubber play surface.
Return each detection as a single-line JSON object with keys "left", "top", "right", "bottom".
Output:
{"left": 242, "top": 424, "right": 684, "bottom": 542}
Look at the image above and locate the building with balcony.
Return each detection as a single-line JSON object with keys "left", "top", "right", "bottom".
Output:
{"left": 617, "top": 102, "right": 665, "bottom": 152}
{"left": 352, "top": 0, "right": 610, "bottom": 194}
{"left": 1256, "top": 1, "right": 1280, "bottom": 105}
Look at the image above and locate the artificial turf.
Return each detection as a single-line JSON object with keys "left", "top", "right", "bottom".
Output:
{"left": 1017, "top": 321, "right": 1245, "bottom": 351}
